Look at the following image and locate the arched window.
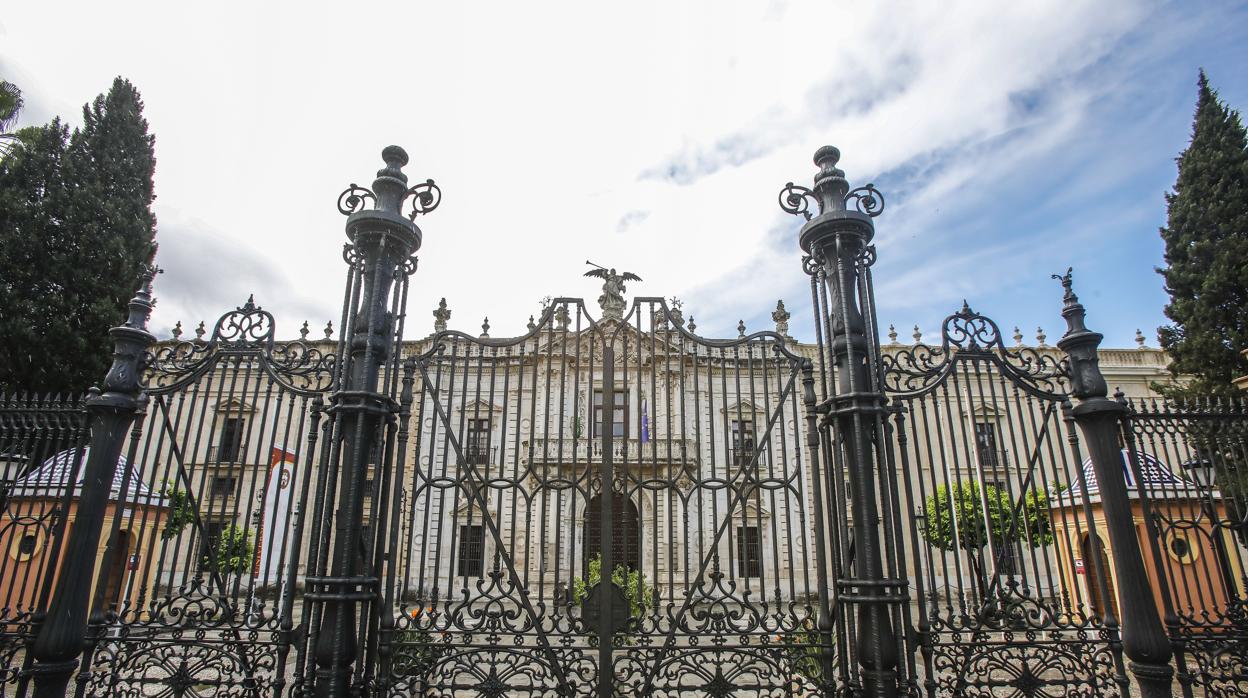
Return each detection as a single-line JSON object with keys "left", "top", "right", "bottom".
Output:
{"left": 584, "top": 492, "right": 640, "bottom": 573}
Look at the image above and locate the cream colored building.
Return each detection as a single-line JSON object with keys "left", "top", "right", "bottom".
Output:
{"left": 93, "top": 294, "right": 1182, "bottom": 632}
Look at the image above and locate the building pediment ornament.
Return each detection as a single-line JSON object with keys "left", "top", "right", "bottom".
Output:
{"left": 721, "top": 400, "right": 766, "bottom": 416}
{"left": 457, "top": 399, "right": 504, "bottom": 416}
{"left": 962, "top": 403, "right": 1003, "bottom": 420}
{"left": 215, "top": 397, "right": 256, "bottom": 414}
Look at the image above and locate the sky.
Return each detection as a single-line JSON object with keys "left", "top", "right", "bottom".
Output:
{"left": 3, "top": 0, "right": 1247, "bottom": 349}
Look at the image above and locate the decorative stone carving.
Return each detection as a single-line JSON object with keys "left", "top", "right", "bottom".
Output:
{"left": 433, "top": 297, "right": 451, "bottom": 333}
{"left": 912, "top": 325, "right": 922, "bottom": 344}
{"left": 481, "top": 317, "right": 490, "bottom": 338}
{"left": 172, "top": 321, "right": 183, "bottom": 340}
{"left": 584, "top": 264, "right": 641, "bottom": 320}
{"left": 772, "top": 300, "right": 790, "bottom": 337}
{"left": 1136, "top": 328, "right": 1147, "bottom": 350}
{"left": 887, "top": 324, "right": 898, "bottom": 345}
{"left": 1013, "top": 326, "right": 1023, "bottom": 346}
{"left": 1036, "top": 326, "right": 1047, "bottom": 347}
{"left": 300, "top": 321, "right": 310, "bottom": 340}
{"left": 669, "top": 297, "right": 685, "bottom": 328}
{"left": 324, "top": 321, "right": 333, "bottom": 340}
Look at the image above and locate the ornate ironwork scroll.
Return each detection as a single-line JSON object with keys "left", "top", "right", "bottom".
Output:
{"left": 881, "top": 302, "right": 1125, "bottom": 696}
{"left": 382, "top": 297, "right": 823, "bottom": 696}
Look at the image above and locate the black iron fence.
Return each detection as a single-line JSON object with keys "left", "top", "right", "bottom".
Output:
{"left": 2, "top": 144, "right": 1246, "bottom": 697}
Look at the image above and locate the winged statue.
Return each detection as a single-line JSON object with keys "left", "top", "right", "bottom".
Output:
{"left": 584, "top": 263, "right": 642, "bottom": 320}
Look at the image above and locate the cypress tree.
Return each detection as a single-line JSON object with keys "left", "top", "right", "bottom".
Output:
{"left": 0, "top": 78, "right": 157, "bottom": 393}
{"left": 1157, "top": 71, "right": 1248, "bottom": 398}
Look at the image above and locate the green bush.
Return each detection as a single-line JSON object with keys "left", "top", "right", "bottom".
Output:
{"left": 392, "top": 619, "right": 448, "bottom": 678}
{"left": 160, "top": 480, "right": 197, "bottom": 540}
{"left": 203, "top": 525, "right": 254, "bottom": 576}
{"left": 571, "top": 554, "right": 653, "bottom": 643}
{"left": 780, "top": 617, "right": 827, "bottom": 684}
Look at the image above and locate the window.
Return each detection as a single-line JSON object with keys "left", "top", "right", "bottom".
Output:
{"left": 737, "top": 526, "right": 763, "bottom": 578}
{"left": 592, "top": 389, "right": 629, "bottom": 438}
{"left": 210, "top": 474, "right": 238, "bottom": 498}
{"left": 732, "top": 419, "right": 756, "bottom": 466}
{"left": 18, "top": 534, "right": 37, "bottom": 555}
{"left": 457, "top": 524, "right": 485, "bottom": 577}
{"left": 465, "top": 418, "right": 490, "bottom": 465}
{"left": 218, "top": 417, "right": 245, "bottom": 462}
{"left": 974, "top": 422, "right": 999, "bottom": 469}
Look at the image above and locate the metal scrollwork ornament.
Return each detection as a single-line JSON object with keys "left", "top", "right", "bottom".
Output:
{"left": 337, "top": 183, "right": 376, "bottom": 216}
{"left": 778, "top": 182, "right": 817, "bottom": 221}
{"left": 845, "top": 183, "right": 885, "bottom": 217}
{"left": 404, "top": 179, "right": 442, "bottom": 220}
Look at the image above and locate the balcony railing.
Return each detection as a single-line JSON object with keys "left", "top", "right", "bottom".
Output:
{"left": 527, "top": 438, "right": 699, "bottom": 466}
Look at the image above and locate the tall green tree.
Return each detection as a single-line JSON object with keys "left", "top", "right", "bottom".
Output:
{"left": 0, "top": 77, "right": 156, "bottom": 393}
{"left": 1157, "top": 71, "right": 1248, "bottom": 398}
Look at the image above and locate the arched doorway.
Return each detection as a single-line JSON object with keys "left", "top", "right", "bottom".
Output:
{"left": 100, "top": 530, "right": 133, "bottom": 611}
{"left": 1081, "top": 533, "right": 1118, "bottom": 619}
{"left": 584, "top": 492, "right": 640, "bottom": 573}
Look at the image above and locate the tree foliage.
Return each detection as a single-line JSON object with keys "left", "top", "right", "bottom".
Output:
{"left": 571, "top": 554, "right": 653, "bottom": 619}
{"left": 922, "top": 481, "right": 1053, "bottom": 552}
{"left": 0, "top": 77, "right": 156, "bottom": 393}
{"left": 1157, "top": 71, "right": 1248, "bottom": 398}
{"left": 203, "top": 525, "right": 254, "bottom": 576}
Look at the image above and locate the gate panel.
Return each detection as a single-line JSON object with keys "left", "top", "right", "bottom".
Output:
{"left": 0, "top": 393, "right": 90, "bottom": 694}
{"left": 74, "top": 299, "right": 336, "bottom": 696}
{"left": 385, "top": 298, "right": 826, "bottom": 696}
{"left": 882, "top": 306, "right": 1127, "bottom": 696}
{"left": 1122, "top": 398, "right": 1248, "bottom": 697}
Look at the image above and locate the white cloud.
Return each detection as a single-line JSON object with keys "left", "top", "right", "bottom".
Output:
{"left": 0, "top": 0, "right": 1233, "bottom": 348}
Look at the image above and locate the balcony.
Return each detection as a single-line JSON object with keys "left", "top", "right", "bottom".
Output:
{"left": 526, "top": 438, "right": 699, "bottom": 467}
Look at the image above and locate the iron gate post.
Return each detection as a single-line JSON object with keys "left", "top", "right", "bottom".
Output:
{"left": 29, "top": 268, "right": 159, "bottom": 698}
{"left": 785, "top": 147, "right": 899, "bottom": 697}
{"left": 312, "top": 146, "right": 434, "bottom": 697}
{"left": 1053, "top": 270, "right": 1175, "bottom": 697}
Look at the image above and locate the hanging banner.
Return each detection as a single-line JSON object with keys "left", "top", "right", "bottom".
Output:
{"left": 254, "top": 445, "right": 297, "bottom": 583}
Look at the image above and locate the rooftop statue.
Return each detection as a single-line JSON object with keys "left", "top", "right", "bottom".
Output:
{"left": 584, "top": 261, "right": 642, "bottom": 320}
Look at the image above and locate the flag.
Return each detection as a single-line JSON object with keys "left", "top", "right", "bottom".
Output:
{"left": 641, "top": 398, "right": 650, "bottom": 443}
{"left": 254, "top": 445, "right": 297, "bottom": 582}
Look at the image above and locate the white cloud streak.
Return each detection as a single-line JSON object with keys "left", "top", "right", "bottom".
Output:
{"left": 0, "top": 0, "right": 1237, "bottom": 348}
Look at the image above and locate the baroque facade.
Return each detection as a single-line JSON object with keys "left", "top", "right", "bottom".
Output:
{"left": 28, "top": 289, "right": 1177, "bottom": 621}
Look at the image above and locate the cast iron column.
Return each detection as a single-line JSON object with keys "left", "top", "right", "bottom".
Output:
{"left": 312, "top": 146, "right": 435, "bottom": 698}
{"left": 783, "top": 147, "right": 899, "bottom": 697}
{"left": 30, "top": 267, "right": 159, "bottom": 698}
{"left": 1053, "top": 269, "right": 1174, "bottom": 697}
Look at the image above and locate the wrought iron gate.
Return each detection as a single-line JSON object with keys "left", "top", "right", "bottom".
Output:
{"left": 879, "top": 305, "right": 1125, "bottom": 696}
{"left": 12, "top": 143, "right": 1248, "bottom": 697}
{"left": 382, "top": 297, "right": 829, "bottom": 696}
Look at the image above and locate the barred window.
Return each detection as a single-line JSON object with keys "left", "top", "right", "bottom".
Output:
{"left": 974, "top": 422, "right": 999, "bottom": 468}
{"left": 465, "top": 418, "right": 490, "bottom": 465}
{"left": 457, "top": 524, "right": 485, "bottom": 577}
{"left": 737, "top": 526, "right": 763, "bottom": 578}
{"left": 732, "top": 419, "right": 756, "bottom": 466}
{"left": 218, "top": 417, "right": 245, "bottom": 462}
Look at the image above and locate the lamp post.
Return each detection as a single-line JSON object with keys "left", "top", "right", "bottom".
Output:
{"left": 780, "top": 147, "right": 899, "bottom": 697}
{"left": 310, "top": 146, "right": 438, "bottom": 698}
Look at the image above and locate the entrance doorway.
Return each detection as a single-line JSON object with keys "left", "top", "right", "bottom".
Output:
{"left": 584, "top": 492, "right": 640, "bottom": 573}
